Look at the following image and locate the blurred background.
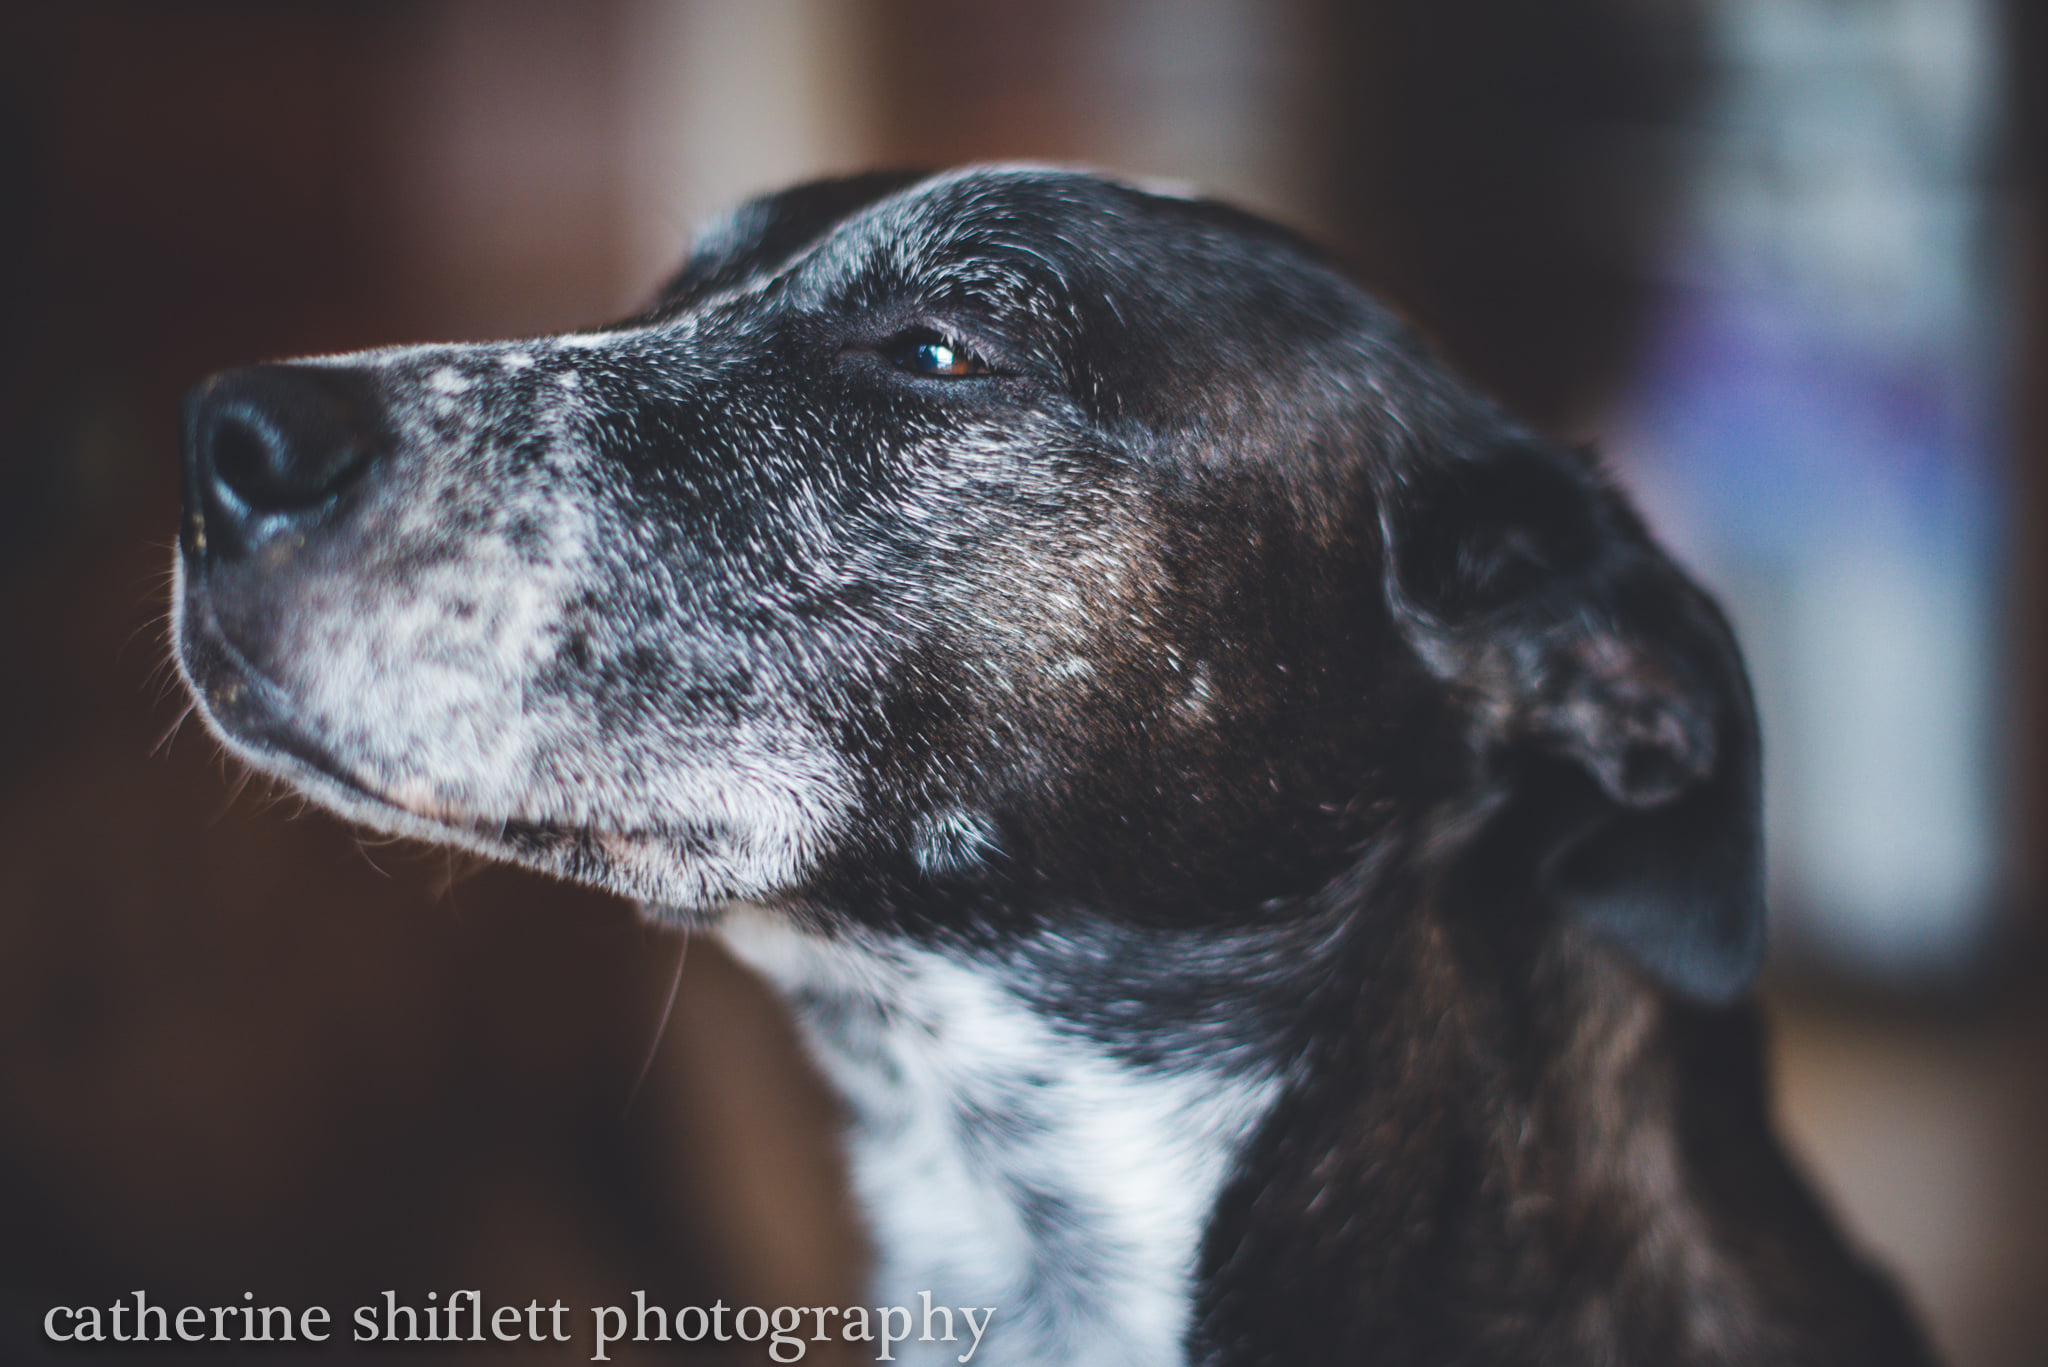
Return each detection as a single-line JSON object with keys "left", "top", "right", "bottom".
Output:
{"left": 0, "top": 1, "right": 2042, "bottom": 1362}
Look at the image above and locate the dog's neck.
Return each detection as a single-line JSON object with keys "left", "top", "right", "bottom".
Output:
{"left": 715, "top": 898, "right": 1919, "bottom": 1367}
{"left": 717, "top": 906, "right": 1288, "bottom": 1367}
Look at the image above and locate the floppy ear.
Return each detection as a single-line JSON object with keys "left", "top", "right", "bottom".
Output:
{"left": 1385, "top": 436, "right": 1765, "bottom": 1002}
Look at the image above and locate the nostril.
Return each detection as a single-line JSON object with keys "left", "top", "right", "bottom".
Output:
{"left": 210, "top": 412, "right": 286, "bottom": 511}
{"left": 205, "top": 405, "right": 367, "bottom": 513}
{"left": 183, "top": 364, "right": 383, "bottom": 563}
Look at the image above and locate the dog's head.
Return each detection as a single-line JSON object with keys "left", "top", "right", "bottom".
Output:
{"left": 175, "top": 166, "right": 1762, "bottom": 1002}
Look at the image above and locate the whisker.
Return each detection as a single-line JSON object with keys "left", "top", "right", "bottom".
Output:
{"left": 350, "top": 837, "right": 392, "bottom": 879}
{"left": 149, "top": 700, "right": 197, "bottom": 757}
{"left": 625, "top": 927, "right": 690, "bottom": 1118}
{"left": 221, "top": 764, "right": 255, "bottom": 811}
{"left": 430, "top": 849, "right": 491, "bottom": 900}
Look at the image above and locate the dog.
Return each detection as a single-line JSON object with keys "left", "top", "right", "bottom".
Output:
{"left": 174, "top": 166, "right": 1935, "bottom": 1365}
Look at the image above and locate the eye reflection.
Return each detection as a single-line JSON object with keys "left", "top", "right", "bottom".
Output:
{"left": 887, "top": 327, "right": 991, "bottom": 378}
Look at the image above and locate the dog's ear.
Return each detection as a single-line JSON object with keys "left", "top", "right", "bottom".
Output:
{"left": 647, "top": 170, "right": 932, "bottom": 313}
{"left": 1385, "top": 436, "right": 1765, "bottom": 1002}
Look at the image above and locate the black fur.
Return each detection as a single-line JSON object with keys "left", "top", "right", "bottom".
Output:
{"left": 175, "top": 166, "right": 1933, "bottom": 1365}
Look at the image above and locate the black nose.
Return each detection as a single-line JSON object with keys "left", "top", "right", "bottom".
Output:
{"left": 182, "top": 364, "right": 382, "bottom": 564}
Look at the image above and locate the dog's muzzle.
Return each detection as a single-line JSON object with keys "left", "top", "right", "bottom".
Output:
{"left": 176, "top": 362, "right": 397, "bottom": 783}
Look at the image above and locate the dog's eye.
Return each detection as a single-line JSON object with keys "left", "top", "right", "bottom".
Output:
{"left": 885, "top": 327, "right": 991, "bottom": 378}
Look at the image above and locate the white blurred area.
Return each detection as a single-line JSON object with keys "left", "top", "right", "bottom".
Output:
{"left": 389, "top": 0, "right": 1321, "bottom": 331}
{"left": 618, "top": 0, "right": 1318, "bottom": 284}
{"left": 617, "top": 0, "right": 880, "bottom": 293}
{"left": 1613, "top": 0, "right": 2008, "bottom": 982}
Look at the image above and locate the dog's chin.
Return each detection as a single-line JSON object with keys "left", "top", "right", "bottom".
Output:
{"left": 177, "top": 616, "right": 781, "bottom": 920}
{"left": 180, "top": 620, "right": 513, "bottom": 847}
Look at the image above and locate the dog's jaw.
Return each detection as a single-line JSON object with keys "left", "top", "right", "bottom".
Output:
{"left": 719, "top": 906, "right": 1284, "bottom": 1367}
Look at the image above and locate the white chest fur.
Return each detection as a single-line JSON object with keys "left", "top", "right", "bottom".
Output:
{"left": 718, "top": 909, "right": 1282, "bottom": 1367}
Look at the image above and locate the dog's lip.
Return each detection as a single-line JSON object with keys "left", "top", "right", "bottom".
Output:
{"left": 193, "top": 671, "right": 502, "bottom": 837}
{"left": 378, "top": 777, "right": 484, "bottom": 826}
{"left": 181, "top": 604, "right": 401, "bottom": 808}
{"left": 176, "top": 592, "right": 441, "bottom": 812}
{"left": 179, "top": 595, "right": 712, "bottom": 854}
